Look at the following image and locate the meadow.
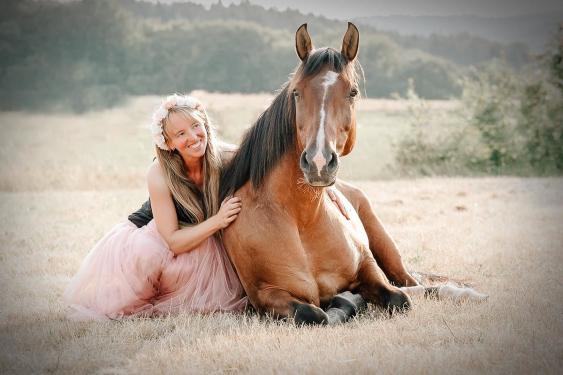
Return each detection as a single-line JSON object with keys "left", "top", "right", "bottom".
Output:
{"left": 0, "top": 92, "right": 459, "bottom": 191}
{"left": 0, "top": 93, "right": 561, "bottom": 374}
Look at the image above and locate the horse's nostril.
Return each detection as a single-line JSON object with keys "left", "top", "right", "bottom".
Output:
{"left": 328, "top": 151, "right": 338, "bottom": 170}
{"left": 300, "top": 151, "right": 309, "bottom": 170}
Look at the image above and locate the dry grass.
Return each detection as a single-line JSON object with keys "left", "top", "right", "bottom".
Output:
{"left": 0, "top": 95, "right": 561, "bottom": 374}
{"left": 0, "top": 92, "right": 459, "bottom": 191}
{"left": 1, "top": 178, "right": 562, "bottom": 374}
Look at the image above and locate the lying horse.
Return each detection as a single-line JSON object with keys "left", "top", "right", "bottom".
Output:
{"left": 220, "top": 23, "right": 468, "bottom": 324}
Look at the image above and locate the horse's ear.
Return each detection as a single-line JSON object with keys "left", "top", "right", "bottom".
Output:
{"left": 341, "top": 123, "right": 356, "bottom": 156}
{"left": 341, "top": 22, "right": 359, "bottom": 61}
{"left": 295, "top": 23, "right": 313, "bottom": 61}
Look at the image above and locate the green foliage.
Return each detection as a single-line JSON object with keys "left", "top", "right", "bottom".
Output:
{"left": 0, "top": 0, "right": 131, "bottom": 112}
{"left": 0, "top": 0, "right": 522, "bottom": 112}
{"left": 518, "top": 28, "right": 563, "bottom": 173}
{"left": 395, "top": 27, "right": 563, "bottom": 176}
{"left": 394, "top": 80, "right": 476, "bottom": 175}
{"left": 388, "top": 32, "right": 531, "bottom": 68}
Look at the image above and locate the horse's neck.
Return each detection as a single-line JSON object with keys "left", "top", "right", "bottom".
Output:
{"left": 266, "top": 151, "right": 325, "bottom": 223}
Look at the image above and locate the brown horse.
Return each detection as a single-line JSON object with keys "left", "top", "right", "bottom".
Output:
{"left": 220, "top": 23, "right": 414, "bottom": 324}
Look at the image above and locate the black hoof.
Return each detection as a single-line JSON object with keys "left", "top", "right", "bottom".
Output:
{"left": 294, "top": 303, "right": 329, "bottom": 326}
{"left": 386, "top": 289, "right": 411, "bottom": 315}
{"left": 328, "top": 292, "right": 367, "bottom": 317}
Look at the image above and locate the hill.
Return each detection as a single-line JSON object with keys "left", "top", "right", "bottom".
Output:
{"left": 355, "top": 12, "right": 562, "bottom": 53}
{"left": 0, "top": 0, "right": 540, "bottom": 111}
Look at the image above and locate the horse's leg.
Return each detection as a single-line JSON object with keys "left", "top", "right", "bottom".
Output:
{"left": 325, "top": 291, "right": 367, "bottom": 323}
{"left": 256, "top": 288, "right": 368, "bottom": 325}
{"left": 335, "top": 180, "right": 418, "bottom": 287}
{"left": 255, "top": 288, "right": 329, "bottom": 325}
{"left": 355, "top": 257, "right": 412, "bottom": 314}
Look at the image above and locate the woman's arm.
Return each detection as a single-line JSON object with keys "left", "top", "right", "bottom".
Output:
{"left": 147, "top": 162, "right": 241, "bottom": 256}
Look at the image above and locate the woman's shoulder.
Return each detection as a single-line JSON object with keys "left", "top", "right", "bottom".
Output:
{"left": 146, "top": 160, "right": 168, "bottom": 192}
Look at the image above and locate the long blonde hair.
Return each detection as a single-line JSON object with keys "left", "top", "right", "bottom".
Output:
{"left": 156, "top": 101, "right": 222, "bottom": 224}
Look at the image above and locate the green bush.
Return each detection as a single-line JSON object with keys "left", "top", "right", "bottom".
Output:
{"left": 394, "top": 80, "right": 481, "bottom": 176}
{"left": 395, "top": 26, "right": 563, "bottom": 176}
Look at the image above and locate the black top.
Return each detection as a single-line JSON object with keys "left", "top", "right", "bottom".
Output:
{"left": 130, "top": 149, "right": 236, "bottom": 228}
{"left": 128, "top": 197, "right": 198, "bottom": 227}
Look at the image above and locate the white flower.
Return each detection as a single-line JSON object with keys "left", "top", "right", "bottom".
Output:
{"left": 150, "top": 122, "right": 162, "bottom": 135}
{"left": 154, "top": 132, "right": 168, "bottom": 150}
{"left": 183, "top": 96, "right": 199, "bottom": 108}
{"left": 164, "top": 95, "right": 178, "bottom": 109}
{"left": 152, "top": 107, "right": 168, "bottom": 123}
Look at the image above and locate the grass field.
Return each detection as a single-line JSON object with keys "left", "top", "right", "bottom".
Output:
{"left": 0, "top": 94, "right": 561, "bottom": 374}
{"left": 0, "top": 92, "right": 459, "bottom": 191}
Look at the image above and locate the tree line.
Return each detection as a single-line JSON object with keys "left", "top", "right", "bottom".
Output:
{"left": 0, "top": 0, "right": 533, "bottom": 112}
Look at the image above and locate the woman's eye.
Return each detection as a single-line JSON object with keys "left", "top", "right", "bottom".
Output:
{"left": 350, "top": 88, "right": 358, "bottom": 98}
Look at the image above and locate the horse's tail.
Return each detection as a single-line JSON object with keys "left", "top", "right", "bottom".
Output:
{"left": 401, "top": 271, "right": 489, "bottom": 303}
{"left": 400, "top": 284, "right": 488, "bottom": 303}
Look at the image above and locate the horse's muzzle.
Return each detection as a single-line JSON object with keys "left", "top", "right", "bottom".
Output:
{"left": 300, "top": 149, "right": 339, "bottom": 186}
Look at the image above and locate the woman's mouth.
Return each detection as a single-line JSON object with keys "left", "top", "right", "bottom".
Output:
{"left": 188, "top": 140, "right": 202, "bottom": 150}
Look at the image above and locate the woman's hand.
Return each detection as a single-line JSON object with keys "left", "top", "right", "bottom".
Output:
{"left": 215, "top": 196, "right": 242, "bottom": 229}
{"left": 327, "top": 187, "right": 350, "bottom": 220}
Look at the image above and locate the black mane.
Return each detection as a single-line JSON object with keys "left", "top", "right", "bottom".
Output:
{"left": 219, "top": 48, "right": 353, "bottom": 200}
{"left": 219, "top": 84, "right": 295, "bottom": 200}
{"left": 303, "top": 47, "right": 347, "bottom": 77}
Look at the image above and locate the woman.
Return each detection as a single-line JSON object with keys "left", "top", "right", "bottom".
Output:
{"left": 64, "top": 94, "right": 247, "bottom": 320}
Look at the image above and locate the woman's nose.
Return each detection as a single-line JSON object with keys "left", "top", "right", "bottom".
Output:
{"left": 186, "top": 130, "right": 199, "bottom": 141}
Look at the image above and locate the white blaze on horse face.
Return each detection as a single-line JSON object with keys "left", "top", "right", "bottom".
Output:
{"left": 312, "top": 70, "right": 339, "bottom": 173}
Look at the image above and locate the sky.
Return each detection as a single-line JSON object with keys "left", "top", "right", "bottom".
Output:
{"left": 157, "top": 0, "right": 563, "bottom": 18}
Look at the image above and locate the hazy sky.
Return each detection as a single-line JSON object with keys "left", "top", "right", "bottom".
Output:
{"left": 159, "top": 0, "right": 563, "bottom": 18}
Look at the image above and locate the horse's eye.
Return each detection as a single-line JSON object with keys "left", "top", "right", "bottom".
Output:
{"left": 350, "top": 88, "right": 358, "bottom": 98}
{"left": 292, "top": 90, "right": 300, "bottom": 99}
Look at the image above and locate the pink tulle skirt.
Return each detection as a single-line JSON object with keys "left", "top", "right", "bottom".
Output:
{"left": 63, "top": 220, "right": 247, "bottom": 320}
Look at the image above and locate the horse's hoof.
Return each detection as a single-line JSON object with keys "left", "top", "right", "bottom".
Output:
{"left": 387, "top": 289, "right": 411, "bottom": 315}
{"left": 328, "top": 292, "right": 367, "bottom": 317}
{"left": 294, "top": 303, "right": 329, "bottom": 325}
{"left": 349, "top": 292, "right": 368, "bottom": 312}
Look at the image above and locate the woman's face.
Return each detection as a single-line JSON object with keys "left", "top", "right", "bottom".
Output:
{"left": 165, "top": 112, "right": 208, "bottom": 161}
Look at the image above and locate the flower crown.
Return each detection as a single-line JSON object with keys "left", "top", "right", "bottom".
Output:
{"left": 150, "top": 94, "right": 200, "bottom": 151}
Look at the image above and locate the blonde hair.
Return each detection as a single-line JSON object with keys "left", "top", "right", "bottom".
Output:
{"left": 156, "top": 102, "right": 222, "bottom": 224}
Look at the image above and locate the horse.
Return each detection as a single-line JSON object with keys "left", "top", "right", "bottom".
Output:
{"left": 219, "top": 23, "right": 486, "bottom": 325}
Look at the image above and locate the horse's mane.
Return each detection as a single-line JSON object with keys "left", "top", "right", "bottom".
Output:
{"left": 219, "top": 84, "right": 295, "bottom": 200}
{"left": 219, "top": 47, "right": 361, "bottom": 200}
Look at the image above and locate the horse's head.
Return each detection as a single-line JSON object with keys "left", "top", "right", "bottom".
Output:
{"left": 290, "top": 23, "right": 360, "bottom": 187}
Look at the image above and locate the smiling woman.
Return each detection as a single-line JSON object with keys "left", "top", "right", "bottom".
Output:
{"left": 63, "top": 94, "right": 248, "bottom": 320}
